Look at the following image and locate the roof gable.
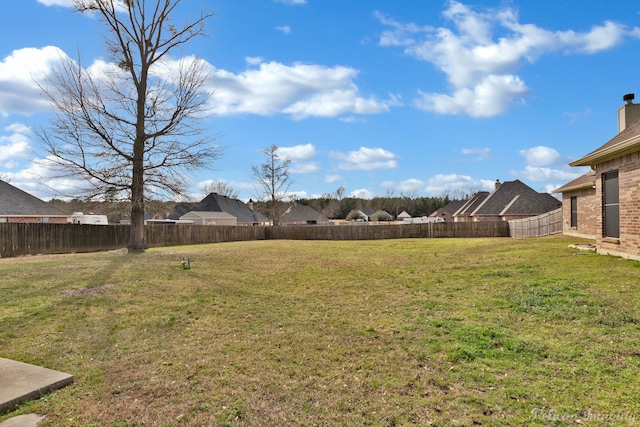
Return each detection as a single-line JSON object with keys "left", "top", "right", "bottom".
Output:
{"left": 442, "top": 199, "right": 467, "bottom": 214}
{"left": 473, "top": 180, "right": 560, "bottom": 216}
{"left": 454, "top": 192, "right": 489, "bottom": 215}
{"left": 281, "top": 204, "right": 329, "bottom": 222}
{"left": 0, "top": 180, "right": 70, "bottom": 217}
{"left": 501, "top": 192, "right": 561, "bottom": 215}
{"left": 199, "top": 193, "right": 268, "bottom": 223}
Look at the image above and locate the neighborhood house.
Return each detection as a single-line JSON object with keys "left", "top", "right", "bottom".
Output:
{"left": 452, "top": 179, "right": 560, "bottom": 222}
{"left": 172, "top": 193, "right": 269, "bottom": 226}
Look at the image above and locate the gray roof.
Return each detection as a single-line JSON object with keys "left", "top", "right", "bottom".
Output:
{"left": 199, "top": 193, "right": 268, "bottom": 224}
{"left": 454, "top": 192, "right": 490, "bottom": 216}
{"left": 281, "top": 203, "right": 329, "bottom": 222}
{"left": 554, "top": 171, "right": 596, "bottom": 193}
{"left": 0, "top": 180, "right": 70, "bottom": 217}
{"left": 442, "top": 199, "right": 467, "bottom": 214}
{"left": 473, "top": 180, "right": 560, "bottom": 216}
{"left": 360, "top": 207, "right": 375, "bottom": 216}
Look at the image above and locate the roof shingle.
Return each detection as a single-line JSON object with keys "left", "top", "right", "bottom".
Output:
{"left": 0, "top": 180, "right": 70, "bottom": 217}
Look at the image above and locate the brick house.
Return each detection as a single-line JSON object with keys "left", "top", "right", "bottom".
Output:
{"left": 0, "top": 179, "right": 70, "bottom": 224}
{"left": 429, "top": 199, "right": 468, "bottom": 222}
{"left": 453, "top": 179, "right": 561, "bottom": 222}
{"left": 554, "top": 171, "right": 597, "bottom": 239}
{"left": 566, "top": 93, "right": 640, "bottom": 260}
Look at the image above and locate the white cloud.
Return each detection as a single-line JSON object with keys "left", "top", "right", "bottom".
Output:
{"left": 290, "top": 163, "right": 320, "bottom": 174}
{"left": 0, "top": 124, "right": 33, "bottom": 169}
{"left": 518, "top": 146, "right": 563, "bottom": 166}
{"left": 425, "top": 173, "right": 494, "bottom": 195}
{"left": 461, "top": 147, "right": 491, "bottom": 161}
{"left": 324, "top": 174, "right": 343, "bottom": 184}
{"left": 4, "top": 155, "right": 96, "bottom": 200}
{"left": 510, "top": 145, "right": 585, "bottom": 187}
{"left": 350, "top": 188, "right": 374, "bottom": 199}
{"left": 37, "top": 0, "right": 74, "bottom": 6}
{"left": 289, "top": 190, "right": 308, "bottom": 200}
{"left": 415, "top": 74, "right": 528, "bottom": 117}
{"left": 331, "top": 147, "right": 399, "bottom": 171}
{"left": 555, "top": 21, "right": 629, "bottom": 54}
{"left": 378, "top": 1, "right": 640, "bottom": 117}
{"left": 276, "top": 25, "right": 292, "bottom": 34}
{"left": 563, "top": 109, "right": 597, "bottom": 125}
{"left": 277, "top": 143, "right": 316, "bottom": 161}
{"left": 398, "top": 178, "right": 425, "bottom": 192}
{"left": 277, "top": 143, "right": 320, "bottom": 174}
{"left": 0, "top": 46, "right": 67, "bottom": 115}
{"left": 511, "top": 165, "right": 583, "bottom": 183}
{"left": 205, "top": 60, "right": 392, "bottom": 119}
{"left": 245, "top": 56, "right": 264, "bottom": 66}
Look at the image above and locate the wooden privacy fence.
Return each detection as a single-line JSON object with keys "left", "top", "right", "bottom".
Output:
{"left": 508, "top": 208, "right": 562, "bottom": 238}
{"left": 0, "top": 221, "right": 510, "bottom": 258}
{"left": 266, "top": 221, "right": 509, "bottom": 240}
{"left": 0, "top": 223, "right": 266, "bottom": 258}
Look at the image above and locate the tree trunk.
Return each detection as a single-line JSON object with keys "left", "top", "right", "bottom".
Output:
{"left": 128, "top": 52, "right": 149, "bottom": 252}
{"left": 128, "top": 158, "right": 146, "bottom": 251}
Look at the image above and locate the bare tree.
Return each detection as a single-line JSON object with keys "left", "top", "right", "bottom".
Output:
{"left": 200, "top": 180, "right": 239, "bottom": 199}
{"left": 0, "top": 172, "right": 10, "bottom": 183}
{"left": 36, "top": 0, "right": 221, "bottom": 251}
{"left": 251, "top": 144, "right": 292, "bottom": 225}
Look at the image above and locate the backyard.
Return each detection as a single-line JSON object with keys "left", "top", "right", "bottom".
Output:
{"left": 1, "top": 236, "right": 639, "bottom": 426}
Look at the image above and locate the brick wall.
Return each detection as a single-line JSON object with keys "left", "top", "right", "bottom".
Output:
{"left": 595, "top": 151, "right": 640, "bottom": 260}
{"left": 561, "top": 187, "right": 597, "bottom": 239}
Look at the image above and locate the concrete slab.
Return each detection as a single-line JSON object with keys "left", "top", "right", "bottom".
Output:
{"left": 0, "top": 414, "right": 46, "bottom": 427}
{"left": 0, "top": 358, "right": 73, "bottom": 414}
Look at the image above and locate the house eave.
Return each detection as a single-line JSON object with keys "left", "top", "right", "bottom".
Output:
{"left": 570, "top": 135, "right": 640, "bottom": 167}
{"left": 553, "top": 182, "right": 595, "bottom": 193}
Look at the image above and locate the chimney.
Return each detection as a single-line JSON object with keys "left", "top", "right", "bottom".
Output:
{"left": 495, "top": 179, "right": 501, "bottom": 191}
{"left": 248, "top": 199, "right": 254, "bottom": 211}
{"left": 618, "top": 93, "right": 640, "bottom": 132}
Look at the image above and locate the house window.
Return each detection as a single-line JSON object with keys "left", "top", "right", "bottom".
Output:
{"left": 570, "top": 196, "right": 578, "bottom": 228}
{"left": 603, "top": 171, "right": 619, "bottom": 239}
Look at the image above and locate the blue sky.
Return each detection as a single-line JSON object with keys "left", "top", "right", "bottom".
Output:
{"left": 2, "top": 0, "right": 640, "bottom": 202}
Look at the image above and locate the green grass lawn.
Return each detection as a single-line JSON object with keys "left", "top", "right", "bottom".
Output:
{"left": 1, "top": 236, "right": 639, "bottom": 426}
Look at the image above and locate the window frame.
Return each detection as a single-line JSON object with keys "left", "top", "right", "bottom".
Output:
{"left": 602, "top": 170, "right": 619, "bottom": 239}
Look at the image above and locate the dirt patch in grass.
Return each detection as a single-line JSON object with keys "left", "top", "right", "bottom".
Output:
{"left": 59, "top": 283, "right": 119, "bottom": 297}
